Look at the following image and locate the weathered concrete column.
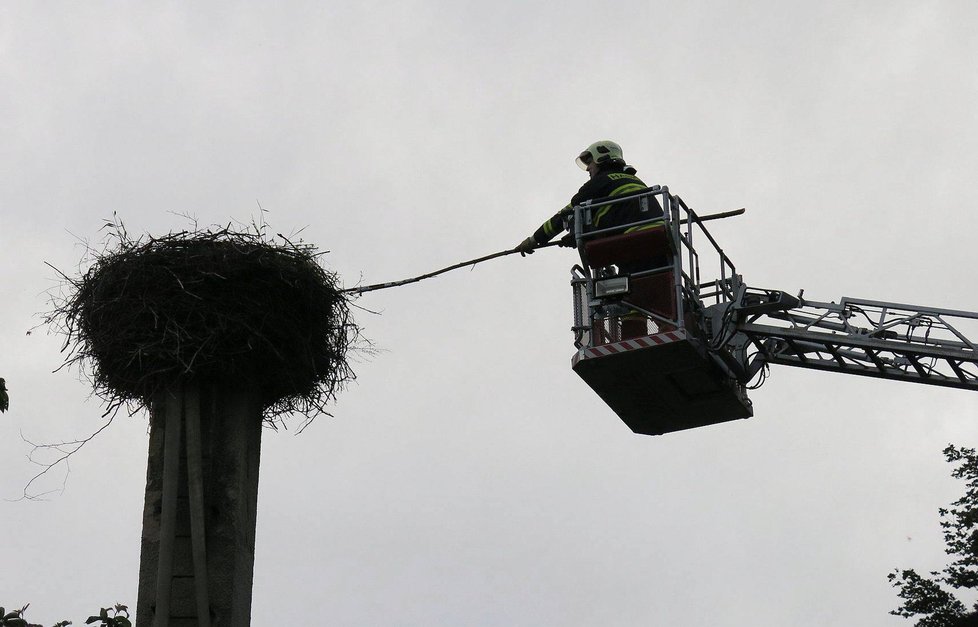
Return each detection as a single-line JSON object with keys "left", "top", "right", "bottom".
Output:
{"left": 136, "top": 384, "right": 263, "bottom": 627}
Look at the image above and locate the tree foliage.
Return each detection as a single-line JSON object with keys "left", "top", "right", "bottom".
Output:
{"left": 0, "top": 603, "right": 130, "bottom": 627}
{"left": 889, "top": 445, "right": 978, "bottom": 626}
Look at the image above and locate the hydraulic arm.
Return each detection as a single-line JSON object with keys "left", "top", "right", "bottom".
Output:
{"left": 722, "top": 289, "right": 978, "bottom": 391}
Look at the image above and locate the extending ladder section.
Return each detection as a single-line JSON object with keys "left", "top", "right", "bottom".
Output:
{"left": 735, "top": 293, "right": 978, "bottom": 390}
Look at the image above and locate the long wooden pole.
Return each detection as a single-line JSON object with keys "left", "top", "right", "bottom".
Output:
{"left": 343, "top": 208, "right": 746, "bottom": 295}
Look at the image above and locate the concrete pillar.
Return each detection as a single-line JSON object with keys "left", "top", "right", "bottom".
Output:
{"left": 136, "top": 384, "right": 264, "bottom": 627}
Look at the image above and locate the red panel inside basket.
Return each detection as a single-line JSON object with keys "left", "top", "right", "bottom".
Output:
{"left": 630, "top": 272, "right": 677, "bottom": 321}
{"left": 584, "top": 225, "right": 670, "bottom": 267}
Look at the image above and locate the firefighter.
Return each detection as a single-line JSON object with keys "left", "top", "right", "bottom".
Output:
{"left": 516, "top": 141, "right": 669, "bottom": 339}
{"left": 515, "top": 140, "right": 659, "bottom": 254}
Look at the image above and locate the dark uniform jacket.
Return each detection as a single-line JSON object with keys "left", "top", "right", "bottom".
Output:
{"left": 531, "top": 164, "right": 662, "bottom": 245}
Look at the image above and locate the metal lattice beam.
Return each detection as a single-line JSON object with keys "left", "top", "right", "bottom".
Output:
{"left": 735, "top": 295, "right": 978, "bottom": 391}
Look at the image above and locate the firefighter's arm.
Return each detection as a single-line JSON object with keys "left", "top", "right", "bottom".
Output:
{"left": 532, "top": 207, "right": 570, "bottom": 244}
{"left": 517, "top": 201, "right": 573, "bottom": 256}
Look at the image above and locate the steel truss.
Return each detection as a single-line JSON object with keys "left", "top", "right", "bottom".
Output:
{"left": 735, "top": 294, "right": 978, "bottom": 390}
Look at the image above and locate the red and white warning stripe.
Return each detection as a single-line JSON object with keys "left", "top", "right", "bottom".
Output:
{"left": 572, "top": 329, "right": 687, "bottom": 366}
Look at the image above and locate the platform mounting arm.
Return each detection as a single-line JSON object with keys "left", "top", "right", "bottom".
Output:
{"left": 726, "top": 290, "right": 978, "bottom": 391}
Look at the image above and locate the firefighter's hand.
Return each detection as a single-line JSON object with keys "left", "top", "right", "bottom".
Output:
{"left": 558, "top": 233, "right": 576, "bottom": 248}
{"left": 516, "top": 237, "right": 537, "bottom": 256}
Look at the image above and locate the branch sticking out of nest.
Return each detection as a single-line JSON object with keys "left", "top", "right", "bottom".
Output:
{"left": 46, "top": 218, "right": 361, "bottom": 427}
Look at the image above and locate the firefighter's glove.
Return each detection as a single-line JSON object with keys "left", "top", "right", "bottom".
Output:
{"left": 516, "top": 237, "right": 537, "bottom": 256}
{"left": 558, "top": 233, "right": 576, "bottom": 248}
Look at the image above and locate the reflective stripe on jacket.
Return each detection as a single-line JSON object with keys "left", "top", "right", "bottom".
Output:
{"left": 531, "top": 166, "right": 661, "bottom": 244}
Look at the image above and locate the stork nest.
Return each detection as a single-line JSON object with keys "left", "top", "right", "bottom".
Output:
{"left": 47, "top": 220, "right": 360, "bottom": 425}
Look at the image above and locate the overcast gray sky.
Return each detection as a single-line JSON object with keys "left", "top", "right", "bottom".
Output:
{"left": 3, "top": 2, "right": 978, "bottom": 625}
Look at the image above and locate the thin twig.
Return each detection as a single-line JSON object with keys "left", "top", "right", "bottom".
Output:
{"left": 14, "top": 417, "right": 116, "bottom": 501}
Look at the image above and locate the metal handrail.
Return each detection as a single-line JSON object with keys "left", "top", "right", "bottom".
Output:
{"left": 569, "top": 185, "right": 744, "bottom": 348}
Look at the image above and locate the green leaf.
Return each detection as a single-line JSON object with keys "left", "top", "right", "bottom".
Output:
{"left": 890, "top": 444, "right": 978, "bottom": 624}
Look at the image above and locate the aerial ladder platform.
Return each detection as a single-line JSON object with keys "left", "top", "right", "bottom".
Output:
{"left": 567, "top": 186, "right": 978, "bottom": 435}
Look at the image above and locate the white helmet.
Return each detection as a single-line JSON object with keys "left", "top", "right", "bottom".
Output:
{"left": 576, "top": 140, "right": 624, "bottom": 170}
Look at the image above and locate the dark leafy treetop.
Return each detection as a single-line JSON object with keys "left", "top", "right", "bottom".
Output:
{"left": 47, "top": 219, "right": 360, "bottom": 426}
{"left": 0, "top": 603, "right": 130, "bottom": 627}
{"left": 890, "top": 445, "right": 978, "bottom": 627}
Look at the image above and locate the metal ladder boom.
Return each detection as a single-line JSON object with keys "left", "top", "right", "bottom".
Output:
{"left": 733, "top": 293, "right": 978, "bottom": 391}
